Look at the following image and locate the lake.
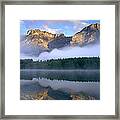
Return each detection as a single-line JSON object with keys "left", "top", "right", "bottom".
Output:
{"left": 20, "top": 69, "right": 100, "bottom": 100}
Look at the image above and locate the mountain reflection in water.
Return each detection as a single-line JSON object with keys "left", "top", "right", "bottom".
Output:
{"left": 20, "top": 69, "right": 100, "bottom": 100}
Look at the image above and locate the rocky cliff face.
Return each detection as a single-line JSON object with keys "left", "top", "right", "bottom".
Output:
{"left": 48, "top": 36, "right": 71, "bottom": 50}
{"left": 71, "top": 23, "right": 100, "bottom": 46}
{"left": 25, "top": 29, "right": 58, "bottom": 48}
{"left": 25, "top": 23, "right": 100, "bottom": 50}
{"left": 25, "top": 29, "right": 72, "bottom": 49}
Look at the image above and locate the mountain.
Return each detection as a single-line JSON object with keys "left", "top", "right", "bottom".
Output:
{"left": 25, "top": 29, "right": 56, "bottom": 48}
{"left": 21, "top": 23, "right": 100, "bottom": 56}
{"left": 48, "top": 35, "right": 71, "bottom": 50}
{"left": 71, "top": 23, "right": 100, "bottom": 46}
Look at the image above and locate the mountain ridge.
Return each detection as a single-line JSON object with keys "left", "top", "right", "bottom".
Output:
{"left": 20, "top": 23, "right": 100, "bottom": 57}
{"left": 25, "top": 23, "right": 100, "bottom": 49}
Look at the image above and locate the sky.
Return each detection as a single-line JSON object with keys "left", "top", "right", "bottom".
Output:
{"left": 20, "top": 20, "right": 100, "bottom": 60}
{"left": 20, "top": 20, "right": 100, "bottom": 36}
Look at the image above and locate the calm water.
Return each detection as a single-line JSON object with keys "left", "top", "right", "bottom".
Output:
{"left": 20, "top": 69, "right": 100, "bottom": 82}
{"left": 20, "top": 69, "right": 100, "bottom": 100}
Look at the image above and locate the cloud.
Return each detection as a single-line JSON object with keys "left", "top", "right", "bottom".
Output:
{"left": 42, "top": 24, "right": 62, "bottom": 34}
{"left": 20, "top": 41, "right": 48, "bottom": 57}
{"left": 41, "top": 20, "right": 90, "bottom": 35}
{"left": 37, "top": 44, "right": 100, "bottom": 61}
{"left": 70, "top": 21, "right": 90, "bottom": 34}
{"left": 20, "top": 44, "right": 100, "bottom": 61}
{"left": 81, "top": 22, "right": 89, "bottom": 26}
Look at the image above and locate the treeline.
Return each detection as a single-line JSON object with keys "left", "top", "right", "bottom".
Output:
{"left": 20, "top": 57, "right": 100, "bottom": 69}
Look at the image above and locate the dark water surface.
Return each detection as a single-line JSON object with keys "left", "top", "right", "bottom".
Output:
{"left": 20, "top": 69, "right": 100, "bottom": 100}
{"left": 20, "top": 69, "right": 100, "bottom": 82}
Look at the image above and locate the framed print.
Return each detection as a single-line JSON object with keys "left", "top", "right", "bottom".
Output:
{"left": 0, "top": 0, "right": 119, "bottom": 119}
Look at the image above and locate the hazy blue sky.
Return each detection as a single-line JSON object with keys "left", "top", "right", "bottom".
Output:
{"left": 20, "top": 20, "right": 100, "bottom": 36}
